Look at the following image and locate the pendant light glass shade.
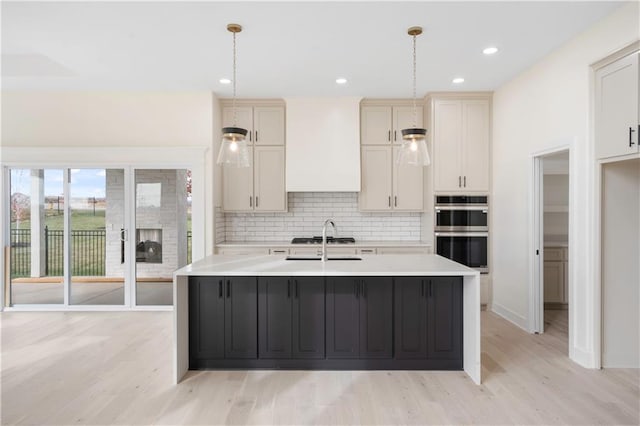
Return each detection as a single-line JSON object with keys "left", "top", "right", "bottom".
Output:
{"left": 216, "top": 23, "right": 251, "bottom": 168}
{"left": 398, "top": 26, "right": 431, "bottom": 167}
{"left": 217, "top": 126, "right": 250, "bottom": 167}
{"left": 398, "top": 128, "right": 430, "bottom": 166}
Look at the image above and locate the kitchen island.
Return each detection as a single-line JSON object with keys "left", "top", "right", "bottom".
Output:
{"left": 173, "top": 254, "right": 481, "bottom": 384}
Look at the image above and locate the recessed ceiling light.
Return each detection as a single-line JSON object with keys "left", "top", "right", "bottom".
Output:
{"left": 483, "top": 46, "right": 499, "bottom": 55}
{"left": 336, "top": 78, "right": 348, "bottom": 84}
{"left": 219, "top": 78, "right": 231, "bottom": 84}
{"left": 452, "top": 77, "right": 465, "bottom": 84}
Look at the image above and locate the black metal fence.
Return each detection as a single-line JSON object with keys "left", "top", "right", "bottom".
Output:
{"left": 10, "top": 228, "right": 193, "bottom": 278}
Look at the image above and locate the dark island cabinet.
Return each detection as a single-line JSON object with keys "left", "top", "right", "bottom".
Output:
{"left": 394, "top": 276, "right": 463, "bottom": 361}
{"left": 259, "top": 276, "right": 325, "bottom": 359}
{"left": 189, "top": 274, "right": 462, "bottom": 370}
{"left": 326, "top": 277, "right": 393, "bottom": 359}
{"left": 188, "top": 276, "right": 257, "bottom": 368}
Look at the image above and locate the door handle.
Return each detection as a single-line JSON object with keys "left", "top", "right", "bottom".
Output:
{"left": 458, "top": 176, "right": 461, "bottom": 188}
{"left": 249, "top": 196, "right": 252, "bottom": 207}
{"left": 255, "top": 196, "right": 259, "bottom": 208}
{"left": 464, "top": 176, "right": 467, "bottom": 187}
{"left": 219, "top": 280, "right": 223, "bottom": 298}
{"left": 249, "top": 131, "right": 252, "bottom": 142}
{"left": 226, "top": 280, "right": 231, "bottom": 298}
{"left": 388, "top": 196, "right": 391, "bottom": 207}
{"left": 388, "top": 130, "right": 391, "bottom": 142}
{"left": 394, "top": 130, "right": 397, "bottom": 141}
{"left": 255, "top": 130, "right": 258, "bottom": 143}
{"left": 630, "top": 126, "right": 637, "bottom": 147}
{"left": 394, "top": 196, "right": 398, "bottom": 207}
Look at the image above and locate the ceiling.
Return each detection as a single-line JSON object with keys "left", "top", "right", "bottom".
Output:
{"left": 1, "top": 1, "right": 624, "bottom": 98}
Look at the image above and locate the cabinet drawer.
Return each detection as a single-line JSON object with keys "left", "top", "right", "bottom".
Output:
{"left": 544, "top": 248, "right": 565, "bottom": 261}
{"left": 357, "top": 248, "right": 377, "bottom": 255}
{"left": 217, "top": 248, "right": 269, "bottom": 255}
{"left": 269, "top": 248, "right": 289, "bottom": 256}
{"left": 377, "top": 247, "right": 429, "bottom": 255}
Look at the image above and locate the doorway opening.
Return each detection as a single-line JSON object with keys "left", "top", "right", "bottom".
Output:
{"left": 532, "top": 148, "right": 571, "bottom": 351}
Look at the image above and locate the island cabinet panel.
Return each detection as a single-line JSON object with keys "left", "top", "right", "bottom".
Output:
{"left": 359, "top": 277, "right": 393, "bottom": 358}
{"left": 326, "top": 277, "right": 360, "bottom": 358}
{"left": 258, "top": 277, "right": 292, "bottom": 358}
{"left": 224, "top": 277, "right": 258, "bottom": 359}
{"left": 427, "top": 277, "right": 463, "bottom": 360}
{"left": 189, "top": 277, "right": 225, "bottom": 363}
{"left": 394, "top": 277, "right": 428, "bottom": 359}
{"left": 326, "top": 277, "right": 393, "bottom": 359}
{"left": 259, "top": 277, "right": 325, "bottom": 359}
{"left": 292, "top": 277, "right": 325, "bottom": 359}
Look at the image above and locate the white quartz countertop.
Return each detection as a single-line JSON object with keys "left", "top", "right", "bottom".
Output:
{"left": 216, "top": 241, "right": 431, "bottom": 248}
{"left": 175, "top": 254, "right": 477, "bottom": 277}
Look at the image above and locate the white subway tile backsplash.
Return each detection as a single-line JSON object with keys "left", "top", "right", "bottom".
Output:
{"left": 221, "top": 192, "right": 422, "bottom": 242}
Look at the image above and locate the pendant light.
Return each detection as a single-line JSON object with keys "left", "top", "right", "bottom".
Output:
{"left": 216, "top": 24, "right": 250, "bottom": 167}
{"left": 397, "top": 26, "right": 430, "bottom": 167}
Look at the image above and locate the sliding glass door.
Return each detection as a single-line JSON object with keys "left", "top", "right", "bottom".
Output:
{"left": 5, "top": 166, "right": 191, "bottom": 309}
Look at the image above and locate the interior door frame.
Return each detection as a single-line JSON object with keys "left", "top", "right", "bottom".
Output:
{"left": 0, "top": 146, "right": 208, "bottom": 311}
{"left": 529, "top": 143, "right": 573, "bottom": 335}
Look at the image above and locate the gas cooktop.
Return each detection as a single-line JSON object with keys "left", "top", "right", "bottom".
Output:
{"left": 291, "top": 236, "right": 356, "bottom": 244}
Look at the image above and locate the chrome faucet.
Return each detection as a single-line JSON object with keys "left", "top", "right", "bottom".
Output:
{"left": 321, "top": 219, "right": 337, "bottom": 262}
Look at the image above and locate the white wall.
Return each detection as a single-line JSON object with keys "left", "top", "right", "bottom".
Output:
{"left": 0, "top": 91, "right": 217, "bottom": 284}
{"left": 491, "top": 2, "right": 639, "bottom": 367}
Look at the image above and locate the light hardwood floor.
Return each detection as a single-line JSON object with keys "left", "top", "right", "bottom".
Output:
{"left": 1, "top": 310, "right": 638, "bottom": 425}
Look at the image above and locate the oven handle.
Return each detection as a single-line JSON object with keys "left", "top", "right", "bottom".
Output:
{"left": 435, "top": 206, "right": 488, "bottom": 211}
{"left": 434, "top": 232, "right": 489, "bottom": 237}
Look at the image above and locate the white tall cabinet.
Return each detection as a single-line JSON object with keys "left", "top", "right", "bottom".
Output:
{"left": 594, "top": 50, "right": 639, "bottom": 160}
{"left": 359, "top": 101, "right": 425, "bottom": 211}
{"left": 221, "top": 100, "right": 287, "bottom": 212}
{"left": 429, "top": 94, "right": 491, "bottom": 193}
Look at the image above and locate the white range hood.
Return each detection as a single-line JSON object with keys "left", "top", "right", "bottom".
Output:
{"left": 285, "top": 97, "right": 362, "bottom": 192}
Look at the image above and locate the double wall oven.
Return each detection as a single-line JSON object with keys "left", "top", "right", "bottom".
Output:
{"left": 435, "top": 196, "right": 489, "bottom": 273}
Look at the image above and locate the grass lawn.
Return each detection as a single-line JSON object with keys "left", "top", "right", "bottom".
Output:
{"left": 12, "top": 209, "right": 106, "bottom": 230}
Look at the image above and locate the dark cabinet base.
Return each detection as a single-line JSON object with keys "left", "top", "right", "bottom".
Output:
{"left": 191, "top": 358, "right": 462, "bottom": 370}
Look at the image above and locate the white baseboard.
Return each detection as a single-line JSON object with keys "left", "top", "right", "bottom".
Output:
{"left": 571, "top": 345, "right": 597, "bottom": 368}
{"left": 491, "top": 302, "right": 528, "bottom": 331}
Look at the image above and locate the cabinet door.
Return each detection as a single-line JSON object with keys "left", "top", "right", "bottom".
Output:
{"left": 326, "top": 277, "right": 360, "bottom": 358}
{"left": 224, "top": 276, "right": 258, "bottom": 359}
{"left": 595, "top": 52, "right": 639, "bottom": 159}
{"left": 254, "top": 146, "right": 286, "bottom": 212}
{"left": 258, "top": 277, "right": 292, "bottom": 359}
{"left": 223, "top": 106, "right": 254, "bottom": 142}
{"left": 292, "top": 277, "right": 325, "bottom": 359}
{"left": 359, "top": 146, "right": 392, "bottom": 211}
{"left": 359, "top": 277, "right": 393, "bottom": 358}
{"left": 254, "top": 106, "right": 285, "bottom": 146}
{"left": 393, "top": 106, "right": 424, "bottom": 144}
{"left": 394, "top": 277, "right": 427, "bottom": 359}
{"left": 427, "top": 277, "right": 463, "bottom": 360}
{"left": 189, "top": 277, "right": 225, "bottom": 365}
{"left": 222, "top": 146, "right": 253, "bottom": 211}
{"left": 544, "top": 261, "right": 564, "bottom": 303}
{"left": 361, "top": 106, "right": 392, "bottom": 145}
{"left": 392, "top": 147, "right": 424, "bottom": 211}
{"left": 433, "top": 100, "right": 463, "bottom": 192}
{"left": 462, "top": 100, "right": 490, "bottom": 192}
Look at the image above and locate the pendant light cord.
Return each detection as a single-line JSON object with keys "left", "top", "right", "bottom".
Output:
{"left": 232, "top": 30, "right": 238, "bottom": 127}
{"left": 412, "top": 34, "right": 417, "bottom": 129}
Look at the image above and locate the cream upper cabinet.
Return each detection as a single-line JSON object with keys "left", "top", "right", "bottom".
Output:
{"left": 222, "top": 146, "right": 254, "bottom": 211}
{"left": 221, "top": 101, "right": 286, "bottom": 212}
{"left": 359, "top": 145, "right": 423, "bottom": 211}
{"left": 222, "top": 104, "right": 285, "bottom": 145}
{"left": 595, "top": 51, "right": 639, "bottom": 159}
{"left": 432, "top": 97, "right": 490, "bottom": 193}
{"left": 254, "top": 107, "right": 285, "bottom": 146}
{"left": 361, "top": 105, "right": 423, "bottom": 145}
{"left": 359, "top": 146, "right": 393, "bottom": 210}
{"left": 393, "top": 147, "right": 424, "bottom": 210}
{"left": 254, "top": 146, "right": 286, "bottom": 211}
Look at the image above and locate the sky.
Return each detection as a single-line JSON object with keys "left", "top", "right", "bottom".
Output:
{"left": 11, "top": 169, "right": 106, "bottom": 198}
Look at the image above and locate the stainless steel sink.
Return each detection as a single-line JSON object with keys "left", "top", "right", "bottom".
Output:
{"left": 285, "top": 256, "right": 362, "bottom": 261}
